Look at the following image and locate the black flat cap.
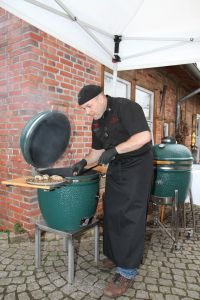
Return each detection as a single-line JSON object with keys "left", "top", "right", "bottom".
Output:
{"left": 78, "top": 85, "right": 102, "bottom": 105}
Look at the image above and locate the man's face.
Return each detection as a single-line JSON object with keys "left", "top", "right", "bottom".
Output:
{"left": 81, "top": 94, "right": 105, "bottom": 120}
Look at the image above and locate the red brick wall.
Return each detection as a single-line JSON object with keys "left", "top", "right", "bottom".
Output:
{"left": 120, "top": 68, "right": 200, "bottom": 146}
{"left": 0, "top": 9, "right": 101, "bottom": 234}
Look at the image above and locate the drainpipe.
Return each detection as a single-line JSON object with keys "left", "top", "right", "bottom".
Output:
{"left": 176, "top": 64, "right": 200, "bottom": 130}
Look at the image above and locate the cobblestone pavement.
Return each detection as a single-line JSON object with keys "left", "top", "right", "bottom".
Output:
{"left": 1, "top": 205, "right": 200, "bottom": 300}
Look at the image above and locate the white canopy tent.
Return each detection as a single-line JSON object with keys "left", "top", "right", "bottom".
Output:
{"left": 1, "top": 0, "right": 200, "bottom": 72}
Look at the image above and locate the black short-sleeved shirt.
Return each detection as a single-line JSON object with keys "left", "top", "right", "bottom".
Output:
{"left": 92, "top": 96, "right": 151, "bottom": 157}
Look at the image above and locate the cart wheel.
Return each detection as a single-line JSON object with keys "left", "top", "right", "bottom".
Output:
{"left": 186, "top": 230, "right": 193, "bottom": 239}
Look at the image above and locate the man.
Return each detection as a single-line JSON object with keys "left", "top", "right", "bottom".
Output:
{"left": 72, "top": 84, "right": 153, "bottom": 297}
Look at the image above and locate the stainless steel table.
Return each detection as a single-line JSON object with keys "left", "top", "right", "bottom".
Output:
{"left": 35, "top": 218, "right": 100, "bottom": 284}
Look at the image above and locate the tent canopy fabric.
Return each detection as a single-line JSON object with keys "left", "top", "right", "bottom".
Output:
{"left": 1, "top": 0, "right": 200, "bottom": 70}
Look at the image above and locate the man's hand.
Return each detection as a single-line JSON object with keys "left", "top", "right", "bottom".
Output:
{"left": 72, "top": 159, "right": 87, "bottom": 175}
{"left": 98, "top": 148, "right": 117, "bottom": 165}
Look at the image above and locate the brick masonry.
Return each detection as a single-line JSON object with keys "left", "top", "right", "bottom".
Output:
{"left": 0, "top": 8, "right": 200, "bottom": 234}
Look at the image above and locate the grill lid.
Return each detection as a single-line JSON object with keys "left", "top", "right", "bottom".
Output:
{"left": 153, "top": 137, "right": 193, "bottom": 161}
{"left": 20, "top": 111, "right": 71, "bottom": 168}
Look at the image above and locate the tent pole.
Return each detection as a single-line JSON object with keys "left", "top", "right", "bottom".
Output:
{"left": 112, "top": 35, "right": 122, "bottom": 97}
{"left": 112, "top": 64, "right": 118, "bottom": 97}
{"left": 55, "top": 0, "right": 113, "bottom": 58}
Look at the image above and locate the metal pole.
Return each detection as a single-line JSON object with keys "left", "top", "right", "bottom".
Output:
{"left": 94, "top": 225, "right": 99, "bottom": 265}
{"left": 178, "top": 88, "right": 200, "bottom": 103}
{"left": 35, "top": 224, "right": 41, "bottom": 268}
{"left": 68, "top": 235, "right": 74, "bottom": 284}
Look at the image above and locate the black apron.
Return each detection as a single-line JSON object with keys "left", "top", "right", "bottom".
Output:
{"left": 103, "top": 150, "right": 153, "bottom": 268}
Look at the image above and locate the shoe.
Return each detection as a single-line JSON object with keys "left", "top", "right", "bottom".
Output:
{"left": 104, "top": 273, "right": 133, "bottom": 297}
{"left": 100, "top": 258, "right": 116, "bottom": 270}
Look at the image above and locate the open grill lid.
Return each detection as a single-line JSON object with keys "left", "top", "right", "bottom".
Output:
{"left": 20, "top": 111, "right": 71, "bottom": 168}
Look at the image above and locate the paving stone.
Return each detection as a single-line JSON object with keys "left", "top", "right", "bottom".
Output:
{"left": 77, "top": 282, "right": 94, "bottom": 293}
{"left": 165, "top": 295, "right": 180, "bottom": 300}
{"left": 84, "top": 274, "right": 98, "bottom": 285}
{"left": 5, "top": 265, "right": 15, "bottom": 271}
{"left": 47, "top": 272, "right": 61, "bottom": 281}
{"left": 124, "top": 287, "right": 135, "bottom": 297}
{"left": 22, "top": 271, "right": 34, "bottom": 276}
{"left": 3, "top": 293, "right": 16, "bottom": 300}
{"left": 26, "top": 275, "right": 36, "bottom": 283}
{"left": 187, "top": 290, "right": 200, "bottom": 300}
{"left": 18, "top": 292, "right": 31, "bottom": 300}
{"left": 185, "top": 276, "right": 197, "bottom": 283}
{"left": 53, "top": 278, "right": 66, "bottom": 288}
{"left": 146, "top": 284, "right": 158, "bottom": 292}
{"left": 12, "top": 277, "right": 25, "bottom": 284}
{"left": 171, "top": 287, "right": 187, "bottom": 296}
{"left": 159, "top": 286, "right": 171, "bottom": 294}
{"left": 89, "top": 287, "right": 104, "bottom": 298}
{"left": 187, "top": 283, "right": 200, "bottom": 292}
{"left": 48, "top": 291, "right": 64, "bottom": 300}
{"left": 42, "top": 284, "right": 56, "bottom": 293}
{"left": 31, "top": 289, "right": 46, "bottom": 299}
{"left": 70, "top": 291, "right": 86, "bottom": 299}
{"left": 94, "top": 279, "right": 106, "bottom": 289}
{"left": 134, "top": 275, "right": 143, "bottom": 282}
{"left": 173, "top": 274, "right": 185, "bottom": 282}
{"left": 184, "top": 270, "right": 199, "bottom": 276}
{"left": 171, "top": 268, "right": 184, "bottom": 276}
{"left": 6, "top": 285, "right": 17, "bottom": 293}
{"left": 135, "top": 290, "right": 150, "bottom": 299}
{"left": 27, "top": 282, "right": 40, "bottom": 291}
{"left": 158, "top": 278, "right": 173, "bottom": 286}
{"left": 61, "top": 283, "right": 77, "bottom": 294}
{"left": 1, "top": 258, "right": 13, "bottom": 265}
{"left": 36, "top": 271, "right": 46, "bottom": 279}
{"left": 133, "top": 282, "right": 146, "bottom": 290}
{"left": 17, "top": 284, "right": 26, "bottom": 293}
{"left": 0, "top": 278, "right": 12, "bottom": 286}
{"left": 161, "top": 272, "right": 173, "bottom": 280}
{"left": 149, "top": 292, "right": 165, "bottom": 300}
{"left": 174, "top": 281, "right": 187, "bottom": 289}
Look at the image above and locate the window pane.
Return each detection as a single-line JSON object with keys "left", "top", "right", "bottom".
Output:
{"left": 135, "top": 86, "right": 154, "bottom": 139}
{"left": 135, "top": 89, "right": 151, "bottom": 120}
{"left": 104, "top": 73, "right": 131, "bottom": 98}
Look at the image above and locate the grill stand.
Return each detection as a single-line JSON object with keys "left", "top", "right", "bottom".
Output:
{"left": 151, "top": 189, "right": 196, "bottom": 250}
{"left": 35, "top": 218, "right": 100, "bottom": 284}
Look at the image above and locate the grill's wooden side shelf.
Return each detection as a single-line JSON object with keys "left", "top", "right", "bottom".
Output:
{"left": 1, "top": 165, "right": 108, "bottom": 190}
{"left": 2, "top": 177, "right": 54, "bottom": 190}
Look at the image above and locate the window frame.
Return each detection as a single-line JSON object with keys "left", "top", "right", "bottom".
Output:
{"left": 104, "top": 72, "right": 131, "bottom": 98}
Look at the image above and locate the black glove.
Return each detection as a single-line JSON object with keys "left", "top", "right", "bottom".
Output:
{"left": 72, "top": 159, "right": 87, "bottom": 175}
{"left": 98, "top": 148, "right": 118, "bottom": 165}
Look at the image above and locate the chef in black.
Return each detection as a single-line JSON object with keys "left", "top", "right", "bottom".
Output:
{"left": 72, "top": 84, "right": 153, "bottom": 297}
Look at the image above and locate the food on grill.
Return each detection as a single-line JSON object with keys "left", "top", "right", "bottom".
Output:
{"left": 35, "top": 175, "right": 44, "bottom": 180}
{"left": 26, "top": 174, "right": 65, "bottom": 185}
{"left": 50, "top": 175, "right": 63, "bottom": 181}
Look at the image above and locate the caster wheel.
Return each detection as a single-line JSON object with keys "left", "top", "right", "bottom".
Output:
{"left": 174, "top": 243, "right": 181, "bottom": 250}
{"left": 186, "top": 230, "right": 193, "bottom": 239}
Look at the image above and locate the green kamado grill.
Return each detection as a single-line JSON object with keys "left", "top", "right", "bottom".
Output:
{"left": 152, "top": 137, "right": 193, "bottom": 203}
{"left": 20, "top": 110, "right": 100, "bottom": 231}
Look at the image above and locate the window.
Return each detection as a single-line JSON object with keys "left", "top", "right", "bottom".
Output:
{"left": 135, "top": 86, "right": 154, "bottom": 141}
{"left": 104, "top": 72, "right": 131, "bottom": 98}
